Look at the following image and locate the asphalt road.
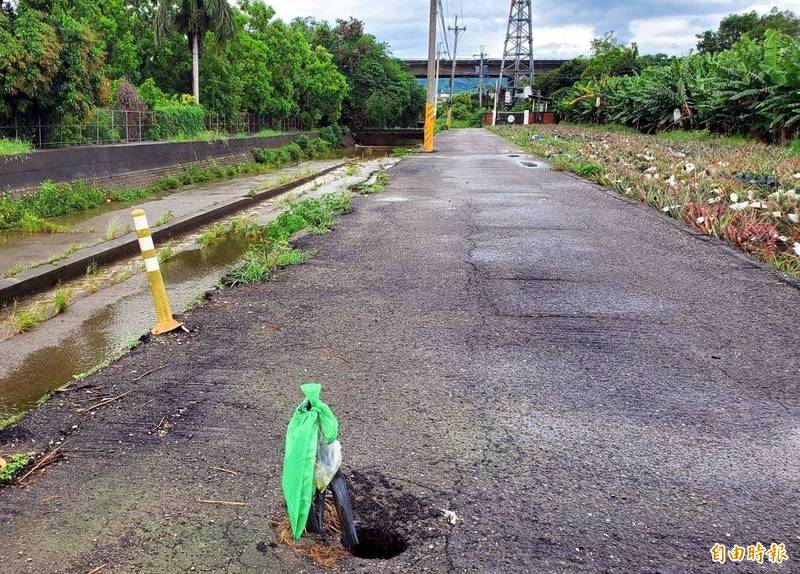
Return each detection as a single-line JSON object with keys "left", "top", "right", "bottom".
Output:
{"left": 1, "top": 129, "right": 798, "bottom": 573}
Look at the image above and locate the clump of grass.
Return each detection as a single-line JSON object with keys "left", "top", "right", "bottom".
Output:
{"left": 104, "top": 215, "right": 122, "bottom": 240}
{"left": 224, "top": 243, "right": 310, "bottom": 286}
{"left": 86, "top": 260, "right": 100, "bottom": 276}
{"left": 53, "top": 286, "right": 71, "bottom": 314}
{"left": 4, "top": 263, "right": 24, "bottom": 277}
{"left": 353, "top": 165, "right": 390, "bottom": 195}
{"left": 0, "top": 138, "right": 32, "bottom": 156}
{"left": 0, "top": 411, "right": 25, "bottom": 431}
{"left": 391, "top": 146, "right": 416, "bottom": 159}
{"left": 198, "top": 222, "right": 228, "bottom": 247}
{"left": 18, "top": 212, "right": 70, "bottom": 233}
{"left": 0, "top": 453, "right": 31, "bottom": 483}
{"left": 220, "top": 191, "right": 351, "bottom": 286}
{"left": 345, "top": 164, "right": 359, "bottom": 176}
{"left": 158, "top": 241, "right": 174, "bottom": 263}
{"left": 10, "top": 305, "right": 44, "bottom": 334}
{"left": 155, "top": 210, "right": 174, "bottom": 226}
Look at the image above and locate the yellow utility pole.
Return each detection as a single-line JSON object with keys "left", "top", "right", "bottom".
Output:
{"left": 424, "top": 0, "right": 438, "bottom": 152}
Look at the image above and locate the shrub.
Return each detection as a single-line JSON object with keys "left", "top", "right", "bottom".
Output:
{"left": 285, "top": 143, "right": 303, "bottom": 162}
{"left": 294, "top": 134, "right": 312, "bottom": 150}
{"left": 318, "top": 125, "right": 347, "bottom": 147}
{"left": 150, "top": 103, "right": 205, "bottom": 140}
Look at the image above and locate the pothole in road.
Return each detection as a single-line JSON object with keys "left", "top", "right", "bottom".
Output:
{"left": 351, "top": 526, "right": 408, "bottom": 559}
{"left": 508, "top": 154, "right": 520, "bottom": 158}
{"left": 521, "top": 161, "right": 538, "bottom": 168}
{"left": 269, "top": 469, "right": 449, "bottom": 567}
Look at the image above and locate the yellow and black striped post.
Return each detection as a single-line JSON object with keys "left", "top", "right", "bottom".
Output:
{"left": 131, "top": 209, "right": 182, "bottom": 335}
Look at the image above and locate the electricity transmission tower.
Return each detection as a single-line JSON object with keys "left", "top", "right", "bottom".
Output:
{"left": 498, "top": 0, "right": 533, "bottom": 109}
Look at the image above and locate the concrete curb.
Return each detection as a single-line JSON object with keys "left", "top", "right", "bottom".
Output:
{"left": 0, "top": 162, "right": 348, "bottom": 304}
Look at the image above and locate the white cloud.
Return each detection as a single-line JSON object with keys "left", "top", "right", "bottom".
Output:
{"left": 264, "top": 0, "right": 800, "bottom": 58}
{"left": 628, "top": 16, "right": 708, "bottom": 55}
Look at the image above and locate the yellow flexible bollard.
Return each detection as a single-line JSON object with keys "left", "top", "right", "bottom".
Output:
{"left": 131, "top": 209, "right": 182, "bottom": 335}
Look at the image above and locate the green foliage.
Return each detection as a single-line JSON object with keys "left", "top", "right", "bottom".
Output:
{"left": 150, "top": 102, "right": 205, "bottom": 140}
{"left": 0, "top": 0, "right": 109, "bottom": 120}
{"left": 697, "top": 8, "right": 800, "bottom": 54}
{"left": 0, "top": 453, "right": 30, "bottom": 483}
{"left": 53, "top": 286, "right": 71, "bottom": 314}
{"left": 251, "top": 138, "right": 332, "bottom": 167}
{"left": 307, "top": 18, "right": 424, "bottom": 129}
{"left": 561, "top": 29, "right": 800, "bottom": 142}
{"left": 221, "top": 191, "right": 351, "bottom": 285}
{"left": 0, "top": 138, "right": 32, "bottom": 155}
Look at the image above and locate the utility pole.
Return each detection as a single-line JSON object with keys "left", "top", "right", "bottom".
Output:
{"left": 434, "top": 42, "right": 444, "bottom": 113}
{"left": 424, "top": 0, "right": 438, "bottom": 152}
{"left": 474, "top": 45, "right": 487, "bottom": 107}
{"left": 448, "top": 15, "right": 467, "bottom": 128}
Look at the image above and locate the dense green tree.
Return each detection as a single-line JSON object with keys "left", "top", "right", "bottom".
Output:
{"left": 155, "top": 0, "right": 234, "bottom": 103}
{"left": 0, "top": 0, "right": 107, "bottom": 120}
{"left": 307, "top": 18, "right": 425, "bottom": 128}
{"left": 581, "top": 32, "right": 639, "bottom": 79}
{"left": 696, "top": 7, "right": 800, "bottom": 53}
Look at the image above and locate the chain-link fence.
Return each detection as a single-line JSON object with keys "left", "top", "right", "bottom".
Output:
{"left": 0, "top": 110, "right": 306, "bottom": 149}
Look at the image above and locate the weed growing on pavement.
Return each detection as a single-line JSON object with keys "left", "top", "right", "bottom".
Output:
{"left": 345, "top": 164, "right": 359, "bottom": 176}
{"left": 158, "top": 241, "right": 174, "bottom": 263}
{"left": 53, "top": 287, "right": 71, "bottom": 314}
{"left": 219, "top": 191, "right": 352, "bottom": 286}
{"left": 0, "top": 453, "right": 30, "bottom": 483}
{"left": 104, "top": 215, "right": 123, "bottom": 240}
{"left": 492, "top": 124, "right": 800, "bottom": 277}
{"left": 86, "top": 261, "right": 99, "bottom": 276}
{"left": 0, "top": 412, "right": 25, "bottom": 431}
{"left": 155, "top": 210, "right": 174, "bottom": 226}
{"left": 353, "top": 165, "right": 390, "bottom": 195}
{"left": 10, "top": 304, "right": 44, "bottom": 334}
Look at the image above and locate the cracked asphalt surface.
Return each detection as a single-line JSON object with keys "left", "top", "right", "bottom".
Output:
{"left": 1, "top": 129, "right": 798, "bottom": 573}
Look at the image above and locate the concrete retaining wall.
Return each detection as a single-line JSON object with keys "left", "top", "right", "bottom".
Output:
{"left": 0, "top": 132, "right": 316, "bottom": 194}
{"left": 351, "top": 129, "right": 422, "bottom": 147}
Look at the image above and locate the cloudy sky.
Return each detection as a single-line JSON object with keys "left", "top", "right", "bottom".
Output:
{"left": 266, "top": 1, "right": 799, "bottom": 59}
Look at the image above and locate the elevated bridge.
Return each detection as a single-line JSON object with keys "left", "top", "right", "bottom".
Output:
{"left": 401, "top": 58, "right": 566, "bottom": 78}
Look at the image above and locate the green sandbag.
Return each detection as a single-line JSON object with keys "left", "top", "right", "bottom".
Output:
{"left": 281, "top": 382, "right": 339, "bottom": 540}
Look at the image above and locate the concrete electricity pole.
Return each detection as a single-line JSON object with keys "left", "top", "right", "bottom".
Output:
{"left": 424, "top": 0, "right": 438, "bottom": 152}
{"left": 448, "top": 15, "right": 466, "bottom": 128}
{"left": 474, "top": 45, "right": 487, "bottom": 107}
{"left": 434, "top": 42, "right": 444, "bottom": 113}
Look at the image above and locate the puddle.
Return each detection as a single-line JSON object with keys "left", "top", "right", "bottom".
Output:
{"left": 0, "top": 235, "right": 250, "bottom": 418}
{"left": 375, "top": 197, "right": 408, "bottom": 203}
{"left": 521, "top": 161, "right": 538, "bottom": 168}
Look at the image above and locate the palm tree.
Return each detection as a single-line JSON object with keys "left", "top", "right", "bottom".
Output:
{"left": 155, "top": 0, "right": 234, "bottom": 104}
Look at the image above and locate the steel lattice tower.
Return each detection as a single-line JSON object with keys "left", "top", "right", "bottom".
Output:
{"left": 498, "top": 0, "right": 533, "bottom": 107}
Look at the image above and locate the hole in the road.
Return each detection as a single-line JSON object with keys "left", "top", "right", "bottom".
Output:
{"left": 508, "top": 154, "right": 520, "bottom": 157}
{"left": 521, "top": 161, "right": 538, "bottom": 168}
{"left": 351, "top": 526, "right": 407, "bottom": 559}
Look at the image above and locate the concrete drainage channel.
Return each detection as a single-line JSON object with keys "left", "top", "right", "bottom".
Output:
{"left": 0, "top": 158, "right": 396, "bottom": 421}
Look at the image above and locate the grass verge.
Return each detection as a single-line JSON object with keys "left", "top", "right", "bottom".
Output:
{"left": 0, "top": 137, "right": 340, "bottom": 233}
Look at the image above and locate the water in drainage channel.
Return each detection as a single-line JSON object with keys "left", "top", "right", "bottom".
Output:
{"left": 0, "top": 237, "right": 249, "bottom": 419}
{"left": 0, "top": 155, "right": 399, "bottom": 420}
